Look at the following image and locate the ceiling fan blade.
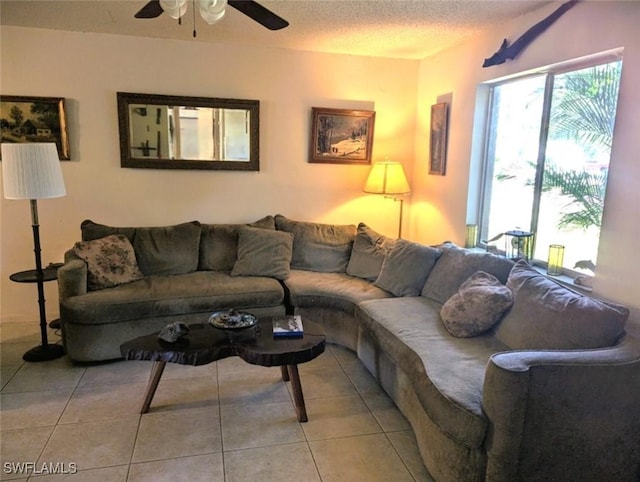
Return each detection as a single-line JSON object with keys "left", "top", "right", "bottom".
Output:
{"left": 228, "top": 0, "right": 289, "bottom": 30}
{"left": 135, "top": 0, "right": 164, "bottom": 19}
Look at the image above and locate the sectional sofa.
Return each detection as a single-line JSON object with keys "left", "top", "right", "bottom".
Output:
{"left": 58, "top": 215, "right": 640, "bottom": 481}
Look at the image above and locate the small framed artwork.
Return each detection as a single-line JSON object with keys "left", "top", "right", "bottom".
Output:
{"left": 0, "top": 95, "right": 70, "bottom": 160}
{"left": 309, "top": 107, "right": 375, "bottom": 165}
{"left": 429, "top": 102, "right": 448, "bottom": 175}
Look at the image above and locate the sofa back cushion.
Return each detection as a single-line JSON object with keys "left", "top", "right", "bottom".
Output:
{"left": 346, "top": 223, "right": 394, "bottom": 281}
{"left": 421, "top": 243, "right": 514, "bottom": 303}
{"left": 275, "top": 215, "right": 356, "bottom": 273}
{"left": 80, "top": 220, "right": 201, "bottom": 276}
{"left": 494, "top": 260, "right": 629, "bottom": 349}
{"left": 81, "top": 219, "right": 136, "bottom": 242}
{"left": 133, "top": 222, "right": 201, "bottom": 276}
{"left": 374, "top": 240, "right": 441, "bottom": 296}
{"left": 199, "top": 216, "right": 275, "bottom": 271}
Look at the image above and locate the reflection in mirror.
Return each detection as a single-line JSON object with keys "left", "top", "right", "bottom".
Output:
{"left": 117, "top": 92, "right": 259, "bottom": 171}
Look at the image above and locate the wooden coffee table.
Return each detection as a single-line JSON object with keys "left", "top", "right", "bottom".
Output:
{"left": 120, "top": 317, "right": 325, "bottom": 422}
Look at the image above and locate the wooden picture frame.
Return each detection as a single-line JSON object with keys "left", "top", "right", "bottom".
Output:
{"left": 429, "top": 102, "right": 448, "bottom": 175}
{"left": 309, "top": 107, "right": 375, "bottom": 165}
{"left": 0, "top": 96, "right": 70, "bottom": 160}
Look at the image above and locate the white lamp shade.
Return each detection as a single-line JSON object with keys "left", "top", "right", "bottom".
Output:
{"left": 363, "top": 160, "right": 410, "bottom": 195}
{"left": 2, "top": 143, "right": 66, "bottom": 200}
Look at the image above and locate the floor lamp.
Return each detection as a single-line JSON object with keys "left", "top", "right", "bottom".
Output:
{"left": 2, "top": 143, "right": 67, "bottom": 362}
{"left": 363, "top": 159, "right": 411, "bottom": 238}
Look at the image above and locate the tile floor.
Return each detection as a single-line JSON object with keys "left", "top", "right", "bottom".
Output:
{"left": 0, "top": 321, "right": 434, "bottom": 481}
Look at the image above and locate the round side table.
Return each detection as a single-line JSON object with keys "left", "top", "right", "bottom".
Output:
{"left": 9, "top": 264, "right": 65, "bottom": 361}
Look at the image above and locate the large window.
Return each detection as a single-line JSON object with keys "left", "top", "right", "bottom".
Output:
{"left": 478, "top": 57, "right": 623, "bottom": 276}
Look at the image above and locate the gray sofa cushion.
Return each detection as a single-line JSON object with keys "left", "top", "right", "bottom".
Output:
{"left": 133, "top": 222, "right": 202, "bottom": 276}
{"left": 61, "top": 271, "right": 284, "bottom": 325}
{"left": 231, "top": 227, "right": 293, "bottom": 280}
{"left": 275, "top": 215, "right": 356, "bottom": 273}
{"left": 422, "top": 243, "right": 514, "bottom": 303}
{"left": 440, "top": 271, "right": 513, "bottom": 338}
{"left": 374, "top": 240, "right": 441, "bottom": 296}
{"left": 80, "top": 220, "right": 202, "bottom": 277}
{"left": 356, "top": 296, "right": 509, "bottom": 449}
{"left": 283, "top": 269, "right": 393, "bottom": 315}
{"left": 73, "top": 234, "right": 144, "bottom": 291}
{"left": 80, "top": 219, "right": 136, "bottom": 242}
{"left": 346, "top": 223, "right": 393, "bottom": 281}
{"left": 494, "top": 260, "right": 629, "bottom": 349}
{"left": 199, "top": 216, "right": 275, "bottom": 271}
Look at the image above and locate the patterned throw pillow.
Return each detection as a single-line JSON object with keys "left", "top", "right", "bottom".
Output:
{"left": 73, "top": 234, "right": 144, "bottom": 290}
{"left": 440, "top": 271, "right": 513, "bottom": 338}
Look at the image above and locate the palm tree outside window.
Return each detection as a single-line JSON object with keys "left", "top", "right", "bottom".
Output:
{"left": 478, "top": 55, "right": 623, "bottom": 278}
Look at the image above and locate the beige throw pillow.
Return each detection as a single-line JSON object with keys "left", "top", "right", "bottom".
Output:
{"left": 73, "top": 234, "right": 144, "bottom": 290}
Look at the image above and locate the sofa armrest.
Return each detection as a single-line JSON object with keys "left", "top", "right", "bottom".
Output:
{"left": 58, "top": 250, "right": 88, "bottom": 301}
{"left": 482, "top": 336, "right": 640, "bottom": 481}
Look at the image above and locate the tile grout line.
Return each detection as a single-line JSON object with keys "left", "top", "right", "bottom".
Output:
{"left": 333, "top": 345, "right": 421, "bottom": 482}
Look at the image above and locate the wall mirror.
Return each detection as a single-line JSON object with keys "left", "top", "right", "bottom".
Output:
{"left": 117, "top": 92, "right": 259, "bottom": 170}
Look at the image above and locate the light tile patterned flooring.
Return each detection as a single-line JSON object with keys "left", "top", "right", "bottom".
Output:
{"left": 0, "top": 321, "right": 433, "bottom": 481}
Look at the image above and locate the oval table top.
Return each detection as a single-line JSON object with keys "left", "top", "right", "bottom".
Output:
{"left": 120, "top": 317, "right": 326, "bottom": 367}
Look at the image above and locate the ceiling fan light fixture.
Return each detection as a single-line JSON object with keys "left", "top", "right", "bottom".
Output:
{"left": 160, "top": 0, "right": 187, "bottom": 19}
{"left": 199, "top": 0, "right": 227, "bottom": 25}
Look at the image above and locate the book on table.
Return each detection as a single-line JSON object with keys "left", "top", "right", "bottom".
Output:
{"left": 273, "top": 315, "right": 304, "bottom": 338}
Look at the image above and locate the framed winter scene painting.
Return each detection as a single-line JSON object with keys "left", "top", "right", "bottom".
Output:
{"left": 309, "top": 107, "right": 375, "bottom": 165}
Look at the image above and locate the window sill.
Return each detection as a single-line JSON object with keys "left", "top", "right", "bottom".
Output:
{"left": 467, "top": 247, "right": 593, "bottom": 294}
{"left": 531, "top": 265, "right": 593, "bottom": 294}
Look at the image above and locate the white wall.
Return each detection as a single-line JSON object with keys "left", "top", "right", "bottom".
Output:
{"left": 3, "top": 1, "right": 639, "bottom": 327}
{"left": 0, "top": 27, "right": 419, "bottom": 321}
{"left": 412, "top": 1, "right": 640, "bottom": 323}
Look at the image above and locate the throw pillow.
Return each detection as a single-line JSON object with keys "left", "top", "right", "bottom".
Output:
{"left": 440, "top": 271, "right": 513, "bottom": 338}
{"left": 275, "top": 215, "right": 356, "bottom": 273}
{"left": 422, "top": 243, "right": 514, "bottom": 304}
{"left": 346, "top": 223, "right": 394, "bottom": 281}
{"left": 231, "top": 227, "right": 294, "bottom": 280}
{"left": 73, "top": 234, "right": 144, "bottom": 290}
{"left": 199, "top": 216, "right": 276, "bottom": 271}
{"left": 133, "top": 222, "right": 202, "bottom": 276}
{"left": 374, "top": 240, "right": 441, "bottom": 297}
{"left": 494, "top": 260, "right": 629, "bottom": 349}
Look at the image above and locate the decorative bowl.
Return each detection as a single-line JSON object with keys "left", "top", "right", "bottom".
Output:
{"left": 208, "top": 309, "right": 257, "bottom": 330}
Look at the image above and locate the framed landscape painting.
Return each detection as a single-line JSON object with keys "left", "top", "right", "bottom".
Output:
{"left": 0, "top": 95, "right": 70, "bottom": 160}
{"left": 429, "top": 102, "right": 448, "bottom": 175}
{"left": 309, "top": 107, "right": 375, "bottom": 165}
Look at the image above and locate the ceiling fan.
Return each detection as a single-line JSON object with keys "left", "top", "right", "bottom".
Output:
{"left": 135, "top": 0, "right": 289, "bottom": 31}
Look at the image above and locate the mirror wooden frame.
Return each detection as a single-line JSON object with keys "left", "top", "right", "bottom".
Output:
{"left": 117, "top": 92, "right": 260, "bottom": 171}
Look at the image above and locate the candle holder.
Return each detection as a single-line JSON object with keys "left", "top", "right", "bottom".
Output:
{"left": 465, "top": 224, "right": 478, "bottom": 248}
{"left": 547, "top": 245, "right": 565, "bottom": 276}
{"left": 504, "top": 230, "right": 534, "bottom": 261}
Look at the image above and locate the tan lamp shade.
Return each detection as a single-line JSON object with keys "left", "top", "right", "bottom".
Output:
{"left": 363, "top": 160, "right": 410, "bottom": 195}
{"left": 2, "top": 143, "right": 66, "bottom": 200}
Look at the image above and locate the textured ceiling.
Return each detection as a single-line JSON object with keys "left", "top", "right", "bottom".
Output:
{"left": 0, "top": 0, "right": 551, "bottom": 59}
